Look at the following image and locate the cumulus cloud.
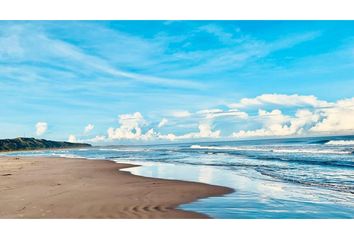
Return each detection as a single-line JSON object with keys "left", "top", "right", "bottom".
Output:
{"left": 84, "top": 123, "right": 94, "bottom": 133}
{"left": 159, "top": 122, "right": 220, "bottom": 141}
{"left": 107, "top": 112, "right": 156, "bottom": 140}
{"left": 67, "top": 134, "right": 77, "bottom": 143}
{"left": 231, "top": 96, "right": 354, "bottom": 138}
{"left": 232, "top": 109, "right": 320, "bottom": 138}
{"left": 309, "top": 97, "right": 354, "bottom": 133}
{"left": 195, "top": 123, "right": 221, "bottom": 138}
{"left": 229, "top": 94, "right": 331, "bottom": 109}
{"left": 106, "top": 111, "right": 221, "bottom": 141}
{"left": 158, "top": 118, "right": 168, "bottom": 128}
{"left": 95, "top": 95, "right": 354, "bottom": 142}
{"left": 35, "top": 122, "right": 47, "bottom": 136}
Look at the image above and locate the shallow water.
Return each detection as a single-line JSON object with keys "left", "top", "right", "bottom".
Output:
{"left": 3, "top": 136, "right": 354, "bottom": 218}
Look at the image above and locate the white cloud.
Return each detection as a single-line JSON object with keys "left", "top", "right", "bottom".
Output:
{"left": 197, "top": 123, "right": 221, "bottom": 138}
{"left": 197, "top": 109, "right": 223, "bottom": 115}
{"left": 198, "top": 24, "right": 235, "bottom": 45}
{"left": 0, "top": 23, "right": 205, "bottom": 90}
{"left": 35, "top": 122, "right": 47, "bottom": 136}
{"left": 84, "top": 123, "right": 94, "bottom": 133}
{"left": 87, "top": 135, "right": 106, "bottom": 143}
{"left": 171, "top": 110, "right": 191, "bottom": 118}
{"left": 68, "top": 135, "right": 106, "bottom": 144}
{"left": 231, "top": 96, "right": 354, "bottom": 139}
{"left": 159, "top": 122, "right": 220, "bottom": 141}
{"left": 310, "top": 97, "right": 354, "bottom": 133}
{"left": 91, "top": 95, "right": 354, "bottom": 142}
{"left": 67, "top": 134, "right": 77, "bottom": 143}
{"left": 226, "top": 94, "right": 354, "bottom": 138}
{"left": 107, "top": 112, "right": 157, "bottom": 140}
{"left": 198, "top": 108, "right": 248, "bottom": 119}
{"left": 171, "top": 31, "right": 320, "bottom": 76}
{"left": 229, "top": 94, "right": 331, "bottom": 109}
{"left": 158, "top": 118, "right": 168, "bottom": 128}
{"left": 106, "top": 111, "right": 221, "bottom": 141}
{"left": 258, "top": 109, "right": 290, "bottom": 127}
{"left": 232, "top": 108, "right": 322, "bottom": 138}
{"left": 141, "top": 128, "right": 158, "bottom": 141}
{"left": 158, "top": 133, "right": 178, "bottom": 141}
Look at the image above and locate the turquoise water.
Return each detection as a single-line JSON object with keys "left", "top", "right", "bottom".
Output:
{"left": 3, "top": 136, "right": 354, "bottom": 218}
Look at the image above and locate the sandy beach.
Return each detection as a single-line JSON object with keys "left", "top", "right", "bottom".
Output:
{"left": 0, "top": 156, "right": 233, "bottom": 218}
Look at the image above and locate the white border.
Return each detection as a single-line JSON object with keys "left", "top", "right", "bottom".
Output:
{"left": 1, "top": 1, "right": 354, "bottom": 239}
{"left": 0, "top": 0, "right": 354, "bottom": 20}
{"left": 1, "top": 219, "right": 353, "bottom": 240}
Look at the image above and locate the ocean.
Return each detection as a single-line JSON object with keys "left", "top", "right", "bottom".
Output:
{"left": 3, "top": 135, "right": 354, "bottom": 218}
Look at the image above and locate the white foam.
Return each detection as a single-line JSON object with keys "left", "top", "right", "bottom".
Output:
{"left": 97, "top": 148, "right": 145, "bottom": 152}
{"left": 325, "top": 140, "right": 354, "bottom": 146}
{"left": 191, "top": 144, "right": 282, "bottom": 151}
{"left": 191, "top": 145, "right": 246, "bottom": 151}
{"left": 51, "top": 153, "right": 84, "bottom": 159}
{"left": 76, "top": 148, "right": 90, "bottom": 151}
{"left": 272, "top": 149, "right": 350, "bottom": 155}
{"left": 191, "top": 145, "right": 273, "bottom": 152}
{"left": 191, "top": 145, "right": 351, "bottom": 155}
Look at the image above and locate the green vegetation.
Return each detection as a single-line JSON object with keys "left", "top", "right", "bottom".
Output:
{"left": 0, "top": 137, "right": 91, "bottom": 152}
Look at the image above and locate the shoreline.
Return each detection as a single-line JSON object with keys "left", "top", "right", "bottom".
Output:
{"left": 0, "top": 156, "right": 233, "bottom": 218}
{"left": 0, "top": 146, "right": 92, "bottom": 154}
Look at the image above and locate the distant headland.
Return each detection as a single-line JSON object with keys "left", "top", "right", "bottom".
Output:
{"left": 0, "top": 137, "right": 91, "bottom": 152}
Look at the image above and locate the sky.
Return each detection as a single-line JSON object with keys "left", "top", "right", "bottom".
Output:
{"left": 0, "top": 21, "right": 354, "bottom": 144}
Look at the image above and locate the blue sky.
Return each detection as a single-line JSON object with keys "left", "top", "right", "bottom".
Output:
{"left": 0, "top": 21, "right": 354, "bottom": 144}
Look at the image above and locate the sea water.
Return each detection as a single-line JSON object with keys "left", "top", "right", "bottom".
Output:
{"left": 3, "top": 135, "right": 354, "bottom": 218}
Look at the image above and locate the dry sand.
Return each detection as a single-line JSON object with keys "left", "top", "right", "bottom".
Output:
{"left": 0, "top": 156, "right": 233, "bottom": 218}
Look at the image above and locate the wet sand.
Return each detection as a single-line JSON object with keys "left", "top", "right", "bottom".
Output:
{"left": 0, "top": 156, "right": 233, "bottom": 218}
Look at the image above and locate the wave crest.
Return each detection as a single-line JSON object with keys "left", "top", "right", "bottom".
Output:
{"left": 325, "top": 140, "right": 354, "bottom": 146}
{"left": 190, "top": 144, "right": 353, "bottom": 154}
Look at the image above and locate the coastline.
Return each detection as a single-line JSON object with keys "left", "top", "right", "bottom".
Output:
{"left": 0, "top": 156, "right": 233, "bottom": 219}
{"left": 0, "top": 146, "right": 92, "bottom": 154}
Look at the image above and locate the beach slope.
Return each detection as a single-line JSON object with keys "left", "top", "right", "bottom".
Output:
{"left": 0, "top": 156, "right": 232, "bottom": 218}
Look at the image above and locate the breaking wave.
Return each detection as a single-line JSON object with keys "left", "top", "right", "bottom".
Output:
{"left": 325, "top": 140, "right": 354, "bottom": 146}
{"left": 190, "top": 144, "right": 353, "bottom": 155}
